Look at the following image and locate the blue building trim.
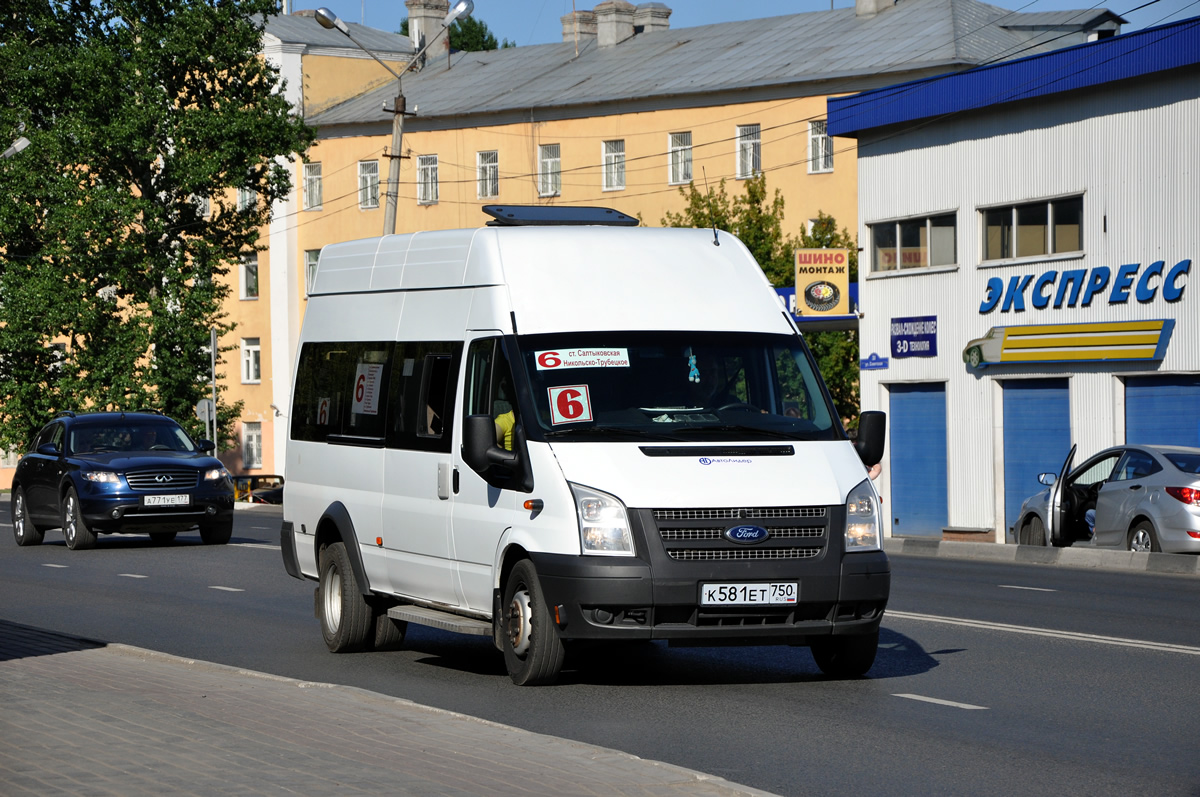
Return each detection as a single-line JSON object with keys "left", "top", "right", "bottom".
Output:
{"left": 828, "top": 16, "right": 1200, "bottom": 138}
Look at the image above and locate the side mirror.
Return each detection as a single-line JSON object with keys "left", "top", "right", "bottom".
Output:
{"left": 462, "top": 414, "right": 534, "bottom": 493}
{"left": 37, "top": 442, "right": 60, "bottom": 456}
{"left": 854, "top": 410, "right": 886, "bottom": 468}
{"left": 197, "top": 439, "right": 216, "bottom": 453}
{"left": 1038, "top": 472, "right": 1056, "bottom": 486}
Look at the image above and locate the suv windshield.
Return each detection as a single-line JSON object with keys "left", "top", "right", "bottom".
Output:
{"left": 67, "top": 421, "right": 198, "bottom": 455}
{"left": 516, "top": 331, "right": 839, "bottom": 442}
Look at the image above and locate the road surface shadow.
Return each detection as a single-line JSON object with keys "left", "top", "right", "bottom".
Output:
{"left": 0, "top": 619, "right": 106, "bottom": 662}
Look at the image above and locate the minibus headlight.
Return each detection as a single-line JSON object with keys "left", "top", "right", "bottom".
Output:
{"left": 845, "top": 479, "right": 881, "bottom": 552}
{"left": 570, "top": 483, "right": 634, "bottom": 556}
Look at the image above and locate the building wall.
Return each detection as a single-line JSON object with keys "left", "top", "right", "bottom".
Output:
{"left": 856, "top": 69, "right": 1199, "bottom": 539}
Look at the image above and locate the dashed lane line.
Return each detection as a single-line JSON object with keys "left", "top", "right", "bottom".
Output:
{"left": 998, "top": 584, "right": 1056, "bottom": 592}
{"left": 893, "top": 694, "right": 988, "bottom": 710}
{"left": 209, "top": 586, "right": 245, "bottom": 592}
{"left": 41, "top": 564, "right": 68, "bottom": 569}
{"left": 888, "top": 610, "right": 1200, "bottom": 655}
{"left": 118, "top": 574, "right": 149, "bottom": 579}
{"left": 233, "top": 543, "right": 280, "bottom": 550}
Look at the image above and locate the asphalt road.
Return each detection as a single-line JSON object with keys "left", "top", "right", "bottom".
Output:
{"left": 2, "top": 507, "right": 1198, "bottom": 796}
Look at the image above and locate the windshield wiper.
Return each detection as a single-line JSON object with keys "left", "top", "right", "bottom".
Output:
{"left": 544, "top": 426, "right": 684, "bottom": 442}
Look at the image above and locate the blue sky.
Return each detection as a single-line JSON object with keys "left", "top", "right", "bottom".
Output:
{"left": 304, "top": 0, "right": 1200, "bottom": 45}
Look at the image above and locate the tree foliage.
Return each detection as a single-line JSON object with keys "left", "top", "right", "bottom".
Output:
{"left": 661, "top": 176, "right": 862, "bottom": 420}
{"left": 0, "top": 0, "right": 316, "bottom": 453}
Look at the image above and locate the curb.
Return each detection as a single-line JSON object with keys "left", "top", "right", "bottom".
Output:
{"left": 882, "top": 537, "right": 1200, "bottom": 577}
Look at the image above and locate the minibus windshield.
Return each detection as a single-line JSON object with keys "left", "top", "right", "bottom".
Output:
{"left": 516, "top": 331, "right": 841, "bottom": 442}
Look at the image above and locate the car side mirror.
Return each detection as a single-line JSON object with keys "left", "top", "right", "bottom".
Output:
{"left": 197, "top": 439, "right": 216, "bottom": 453}
{"left": 854, "top": 410, "right": 886, "bottom": 468}
{"left": 1038, "top": 472, "right": 1056, "bottom": 486}
{"left": 37, "top": 443, "right": 60, "bottom": 456}
{"left": 462, "top": 414, "right": 534, "bottom": 493}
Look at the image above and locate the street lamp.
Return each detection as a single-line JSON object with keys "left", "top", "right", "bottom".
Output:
{"left": 316, "top": 1, "right": 474, "bottom": 236}
{"left": 3, "top": 122, "right": 31, "bottom": 159}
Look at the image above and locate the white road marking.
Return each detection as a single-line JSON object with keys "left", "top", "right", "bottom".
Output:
{"left": 998, "top": 584, "right": 1056, "bottom": 592}
{"left": 234, "top": 543, "right": 280, "bottom": 550}
{"left": 888, "top": 610, "right": 1200, "bottom": 655}
{"left": 42, "top": 563, "right": 68, "bottom": 569}
{"left": 119, "top": 574, "right": 149, "bottom": 579}
{"left": 893, "top": 693, "right": 988, "bottom": 710}
{"left": 209, "top": 586, "right": 245, "bottom": 592}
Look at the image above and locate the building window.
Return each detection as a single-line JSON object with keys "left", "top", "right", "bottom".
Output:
{"left": 668, "top": 132, "right": 692, "bottom": 185}
{"left": 305, "top": 249, "right": 320, "bottom": 297}
{"left": 303, "top": 162, "right": 322, "bottom": 210}
{"left": 237, "top": 187, "right": 256, "bottom": 212}
{"left": 736, "top": 124, "right": 761, "bottom": 179}
{"left": 538, "top": 143, "right": 561, "bottom": 197}
{"left": 809, "top": 120, "right": 833, "bottom": 173}
{"left": 602, "top": 139, "right": 625, "bottom": 191}
{"left": 871, "top": 213, "right": 958, "bottom": 272}
{"left": 358, "top": 160, "right": 379, "bottom": 209}
{"left": 983, "top": 196, "right": 1083, "bottom": 261}
{"left": 417, "top": 155, "right": 439, "bottom": 205}
{"left": 477, "top": 150, "right": 499, "bottom": 199}
{"left": 191, "top": 194, "right": 210, "bottom": 218}
{"left": 242, "top": 421, "right": 262, "bottom": 470}
{"left": 240, "top": 255, "right": 259, "bottom": 300}
{"left": 241, "top": 337, "right": 261, "bottom": 383}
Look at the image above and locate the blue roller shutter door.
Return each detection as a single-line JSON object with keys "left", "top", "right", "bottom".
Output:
{"left": 888, "top": 384, "right": 948, "bottom": 537}
{"left": 1125, "top": 376, "right": 1200, "bottom": 447}
{"left": 1002, "top": 379, "right": 1070, "bottom": 537}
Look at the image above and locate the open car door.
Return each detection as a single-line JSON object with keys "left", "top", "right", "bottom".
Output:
{"left": 1046, "top": 444, "right": 1077, "bottom": 546}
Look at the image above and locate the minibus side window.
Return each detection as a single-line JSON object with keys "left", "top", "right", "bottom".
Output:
{"left": 464, "top": 338, "right": 519, "bottom": 449}
{"left": 384, "top": 341, "right": 462, "bottom": 453}
{"left": 291, "top": 341, "right": 391, "bottom": 442}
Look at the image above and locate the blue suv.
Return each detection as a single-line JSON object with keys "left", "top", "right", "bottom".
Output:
{"left": 11, "top": 411, "right": 235, "bottom": 549}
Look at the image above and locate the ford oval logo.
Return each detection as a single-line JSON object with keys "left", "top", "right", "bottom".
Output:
{"left": 724, "top": 525, "right": 769, "bottom": 544}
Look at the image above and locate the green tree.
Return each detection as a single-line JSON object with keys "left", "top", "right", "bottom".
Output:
{"left": 400, "top": 16, "right": 514, "bottom": 51}
{"left": 0, "top": 0, "right": 316, "bottom": 452}
{"left": 661, "top": 177, "right": 862, "bottom": 421}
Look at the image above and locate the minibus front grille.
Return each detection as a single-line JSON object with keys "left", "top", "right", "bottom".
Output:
{"left": 659, "top": 526, "right": 824, "bottom": 541}
{"left": 666, "top": 548, "right": 822, "bottom": 561}
{"left": 653, "top": 507, "right": 826, "bottom": 521}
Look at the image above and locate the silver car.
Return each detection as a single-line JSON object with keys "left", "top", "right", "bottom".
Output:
{"left": 1015, "top": 444, "right": 1200, "bottom": 553}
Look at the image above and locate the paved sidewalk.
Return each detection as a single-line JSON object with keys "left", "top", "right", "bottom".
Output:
{"left": 0, "top": 621, "right": 775, "bottom": 797}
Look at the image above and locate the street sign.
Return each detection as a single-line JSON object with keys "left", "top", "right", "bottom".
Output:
{"left": 195, "top": 398, "right": 215, "bottom": 423}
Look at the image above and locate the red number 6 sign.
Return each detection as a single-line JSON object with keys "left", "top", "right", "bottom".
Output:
{"left": 548, "top": 385, "right": 593, "bottom": 425}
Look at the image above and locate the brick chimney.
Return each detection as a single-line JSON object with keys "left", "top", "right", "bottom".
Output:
{"left": 406, "top": 0, "right": 450, "bottom": 57}
{"left": 561, "top": 9, "right": 597, "bottom": 43}
{"left": 855, "top": 0, "right": 895, "bottom": 17}
{"left": 595, "top": 0, "right": 636, "bottom": 47}
{"left": 633, "top": 3, "right": 671, "bottom": 34}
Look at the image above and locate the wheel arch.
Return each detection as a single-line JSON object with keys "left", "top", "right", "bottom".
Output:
{"left": 314, "top": 502, "right": 372, "bottom": 597}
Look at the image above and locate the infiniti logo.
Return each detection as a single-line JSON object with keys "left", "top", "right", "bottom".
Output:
{"left": 155, "top": 475, "right": 172, "bottom": 483}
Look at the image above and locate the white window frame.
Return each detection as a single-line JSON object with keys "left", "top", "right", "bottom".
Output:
{"left": 303, "top": 162, "right": 322, "bottom": 210}
{"left": 191, "top": 194, "right": 210, "bottom": 218}
{"left": 538, "top": 143, "right": 561, "bottom": 197}
{"left": 304, "top": 249, "right": 320, "bottom": 298}
{"left": 242, "top": 421, "right": 263, "bottom": 470}
{"left": 736, "top": 124, "right": 761, "bottom": 179}
{"left": 357, "top": 160, "right": 379, "bottom": 209}
{"left": 870, "top": 212, "right": 959, "bottom": 273}
{"left": 981, "top": 195, "right": 1084, "bottom": 262}
{"left": 240, "top": 254, "right": 259, "bottom": 300}
{"left": 477, "top": 150, "right": 499, "bottom": 199}
{"left": 668, "top": 132, "right": 692, "bottom": 185}
{"left": 241, "top": 337, "right": 261, "bottom": 384}
{"left": 236, "top": 187, "right": 256, "bottom": 212}
{"left": 417, "top": 155, "right": 439, "bottom": 205}
{"left": 808, "top": 120, "right": 833, "bottom": 174}
{"left": 602, "top": 139, "right": 625, "bottom": 191}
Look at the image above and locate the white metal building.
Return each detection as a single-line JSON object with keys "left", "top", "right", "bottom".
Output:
{"left": 828, "top": 17, "right": 1200, "bottom": 542}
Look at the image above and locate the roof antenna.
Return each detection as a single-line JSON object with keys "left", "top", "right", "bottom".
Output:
{"left": 702, "top": 167, "right": 719, "bottom": 246}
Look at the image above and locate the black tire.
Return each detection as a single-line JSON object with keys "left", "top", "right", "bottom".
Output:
{"left": 811, "top": 630, "right": 879, "bottom": 678}
{"left": 501, "top": 559, "right": 565, "bottom": 686}
{"left": 12, "top": 486, "right": 44, "bottom": 547}
{"left": 1025, "top": 516, "right": 1046, "bottom": 547}
{"left": 199, "top": 519, "right": 233, "bottom": 545}
{"left": 62, "top": 487, "right": 97, "bottom": 550}
{"left": 1128, "top": 520, "right": 1160, "bottom": 553}
{"left": 371, "top": 608, "right": 408, "bottom": 651}
{"left": 318, "top": 542, "right": 372, "bottom": 653}
{"left": 149, "top": 532, "right": 177, "bottom": 545}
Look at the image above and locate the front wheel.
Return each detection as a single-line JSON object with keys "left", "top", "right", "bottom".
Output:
{"left": 1022, "top": 516, "right": 1046, "bottom": 546}
{"left": 12, "top": 486, "right": 44, "bottom": 547}
{"left": 199, "top": 519, "right": 232, "bottom": 545}
{"left": 1128, "top": 521, "right": 1160, "bottom": 553}
{"left": 62, "top": 487, "right": 97, "bottom": 550}
{"left": 811, "top": 630, "right": 879, "bottom": 678}
{"left": 318, "top": 542, "right": 372, "bottom": 653}
{"left": 501, "top": 559, "right": 565, "bottom": 686}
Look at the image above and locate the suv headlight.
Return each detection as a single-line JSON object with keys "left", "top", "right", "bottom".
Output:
{"left": 570, "top": 483, "right": 634, "bottom": 556}
{"left": 204, "top": 467, "right": 229, "bottom": 482}
{"left": 845, "top": 478, "right": 881, "bottom": 552}
{"left": 82, "top": 471, "right": 120, "bottom": 484}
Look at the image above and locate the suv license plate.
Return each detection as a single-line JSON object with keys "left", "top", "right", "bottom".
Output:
{"left": 143, "top": 494, "right": 190, "bottom": 507}
{"left": 700, "top": 582, "right": 798, "bottom": 605}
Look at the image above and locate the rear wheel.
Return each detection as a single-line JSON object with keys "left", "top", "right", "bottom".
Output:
{"left": 501, "top": 559, "right": 565, "bottom": 686}
{"left": 811, "top": 630, "right": 879, "bottom": 678}
{"left": 1128, "top": 521, "right": 1160, "bottom": 553}
{"left": 62, "top": 487, "right": 97, "bottom": 550}
{"left": 12, "top": 487, "right": 44, "bottom": 547}
{"left": 318, "top": 542, "right": 372, "bottom": 653}
{"left": 199, "top": 519, "right": 232, "bottom": 545}
{"left": 149, "top": 532, "right": 177, "bottom": 545}
{"left": 371, "top": 607, "right": 408, "bottom": 651}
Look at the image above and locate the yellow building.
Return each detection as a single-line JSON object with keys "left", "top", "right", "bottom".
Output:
{"left": 224, "top": 0, "right": 1118, "bottom": 477}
